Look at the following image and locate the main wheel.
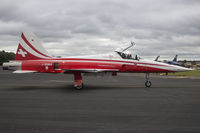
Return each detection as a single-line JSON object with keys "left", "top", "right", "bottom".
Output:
{"left": 74, "top": 83, "right": 84, "bottom": 90}
{"left": 145, "top": 81, "right": 151, "bottom": 87}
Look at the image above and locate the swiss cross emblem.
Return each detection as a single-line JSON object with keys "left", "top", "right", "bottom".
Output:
{"left": 18, "top": 49, "right": 27, "bottom": 57}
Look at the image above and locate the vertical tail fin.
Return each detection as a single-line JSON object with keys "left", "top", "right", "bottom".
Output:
{"left": 154, "top": 55, "right": 160, "bottom": 61}
{"left": 173, "top": 55, "right": 178, "bottom": 62}
{"left": 15, "top": 32, "right": 51, "bottom": 60}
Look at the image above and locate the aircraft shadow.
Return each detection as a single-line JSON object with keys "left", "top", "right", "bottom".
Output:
{"left": 3, "top": 83, "right": 195, "bottom": 93}
{"left": 2, "top": 84, "right": 151, "bottom": 93}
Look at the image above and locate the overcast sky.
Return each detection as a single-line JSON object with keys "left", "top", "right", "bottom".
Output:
{"left": 0, "top": 0, "right": 200, "bottom": 60}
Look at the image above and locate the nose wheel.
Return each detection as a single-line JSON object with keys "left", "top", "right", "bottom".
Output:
{"left": 145, "top": 80, "right": 151, "bottom": 87}
{"left": 145, "top": 73, "right": 152, "bottom": 87}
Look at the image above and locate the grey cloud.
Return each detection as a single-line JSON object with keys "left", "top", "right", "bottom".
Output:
{"left": 0, "top": 0, "right": 200, "bottom": 60}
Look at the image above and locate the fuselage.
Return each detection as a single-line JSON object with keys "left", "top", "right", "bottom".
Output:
{"left": 3, "top": 54, "right": 191, "bottom": 74}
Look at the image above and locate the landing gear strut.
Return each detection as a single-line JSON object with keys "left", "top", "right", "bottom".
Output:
{"left": 74, "top": 72, "right": 83, "bottom": 90}
{"left": 145, "top": 73, "right": 152, "bottom": 87}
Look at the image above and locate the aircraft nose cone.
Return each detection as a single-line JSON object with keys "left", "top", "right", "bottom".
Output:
{"left": 175, "top": 66, "right": 193, "bottom": 72}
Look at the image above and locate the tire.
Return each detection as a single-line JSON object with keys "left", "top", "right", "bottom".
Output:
{"left": 145, "top": 81, "right": 151, "bottom": 87}
{"left": 74, "top": 83, "right": 84, "bottom": 90}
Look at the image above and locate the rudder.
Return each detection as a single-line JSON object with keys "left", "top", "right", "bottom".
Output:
{"left": 15, "top": 32, "right": 51, "bottom": 60}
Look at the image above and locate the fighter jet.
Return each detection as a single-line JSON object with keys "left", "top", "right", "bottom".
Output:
{"left": 3, "top": 32, "right": 192, "bottom": 89}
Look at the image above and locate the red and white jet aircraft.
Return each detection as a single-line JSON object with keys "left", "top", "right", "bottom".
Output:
{"left": 3, "top": 32, "right": 192, "bottom": 89}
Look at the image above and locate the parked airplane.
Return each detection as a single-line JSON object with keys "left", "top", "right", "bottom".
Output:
{"left": 168, "top": 55, "right": 179, "bottom": 65}
{"left": 155, "top": 55, "right": 179, "bottom": 65}
{"left": 154, "top": 56, "right": 160, "bottom": 61}
{"left": 3, "top": 32, "right": 192, "bottom": 89}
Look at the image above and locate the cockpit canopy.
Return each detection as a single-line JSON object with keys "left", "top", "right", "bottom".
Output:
{"left": 114, "top": 41, "right": 140, "bottom": 60}
{"left": 116, "top": 51, "right": 140, "bottom": 60}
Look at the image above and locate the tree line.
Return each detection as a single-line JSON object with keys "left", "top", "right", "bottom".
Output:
{"left": 0, "top": 50, "right": 15, "bottom": 65}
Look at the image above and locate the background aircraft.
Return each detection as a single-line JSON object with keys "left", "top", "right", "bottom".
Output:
{"left": 168, "top": 55, "right": 179, "bottom": 65}
{"left": 155, "top": 55, "right": 179, "bottom": 65}
{"left": 3, "top": 32, "right": 192, "bottom": 89}
{"left": 154, "top": 56, "right": 160, "bottom": 61}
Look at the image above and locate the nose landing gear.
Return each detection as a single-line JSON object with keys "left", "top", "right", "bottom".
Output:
{"left": 145, "top": 73, "right": 152, "bottom": 87}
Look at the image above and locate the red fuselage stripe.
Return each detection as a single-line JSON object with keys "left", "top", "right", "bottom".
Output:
{"left": 40, "top": 58, "right": 171, "bottom": 67}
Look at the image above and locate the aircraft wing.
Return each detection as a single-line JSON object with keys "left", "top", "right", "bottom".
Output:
{"left": 13, "top": 70, "right": 37, "bottom": 73}
{"left": 63, "top": 69, "right": 119, "bottom": 73}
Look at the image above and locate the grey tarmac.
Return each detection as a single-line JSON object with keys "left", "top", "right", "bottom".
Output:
{"left": 0, "top": 67, "right": 200, "bottom": 133}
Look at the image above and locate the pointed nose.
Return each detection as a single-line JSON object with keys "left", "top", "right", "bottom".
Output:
{"left": 175, "top": 66, "right": 193, "bottom": 72}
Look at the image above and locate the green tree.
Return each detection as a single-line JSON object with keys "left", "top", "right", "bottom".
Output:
{"left": 0, "top": 50, "right": 15, "bottom": 65}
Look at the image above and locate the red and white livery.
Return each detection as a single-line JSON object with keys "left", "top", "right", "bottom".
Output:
{"left": 3, "top": 32, "right": 192, "bottom": 89}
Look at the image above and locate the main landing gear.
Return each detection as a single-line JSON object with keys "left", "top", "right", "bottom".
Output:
{"left": 145, "top": 73, "right": 152, "bottom": 87}
{"left": 74, "top": 72, "right": 83, "bottom": 90}
{"left": 73, "top": 72, "right": 152, "bottom": 89}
